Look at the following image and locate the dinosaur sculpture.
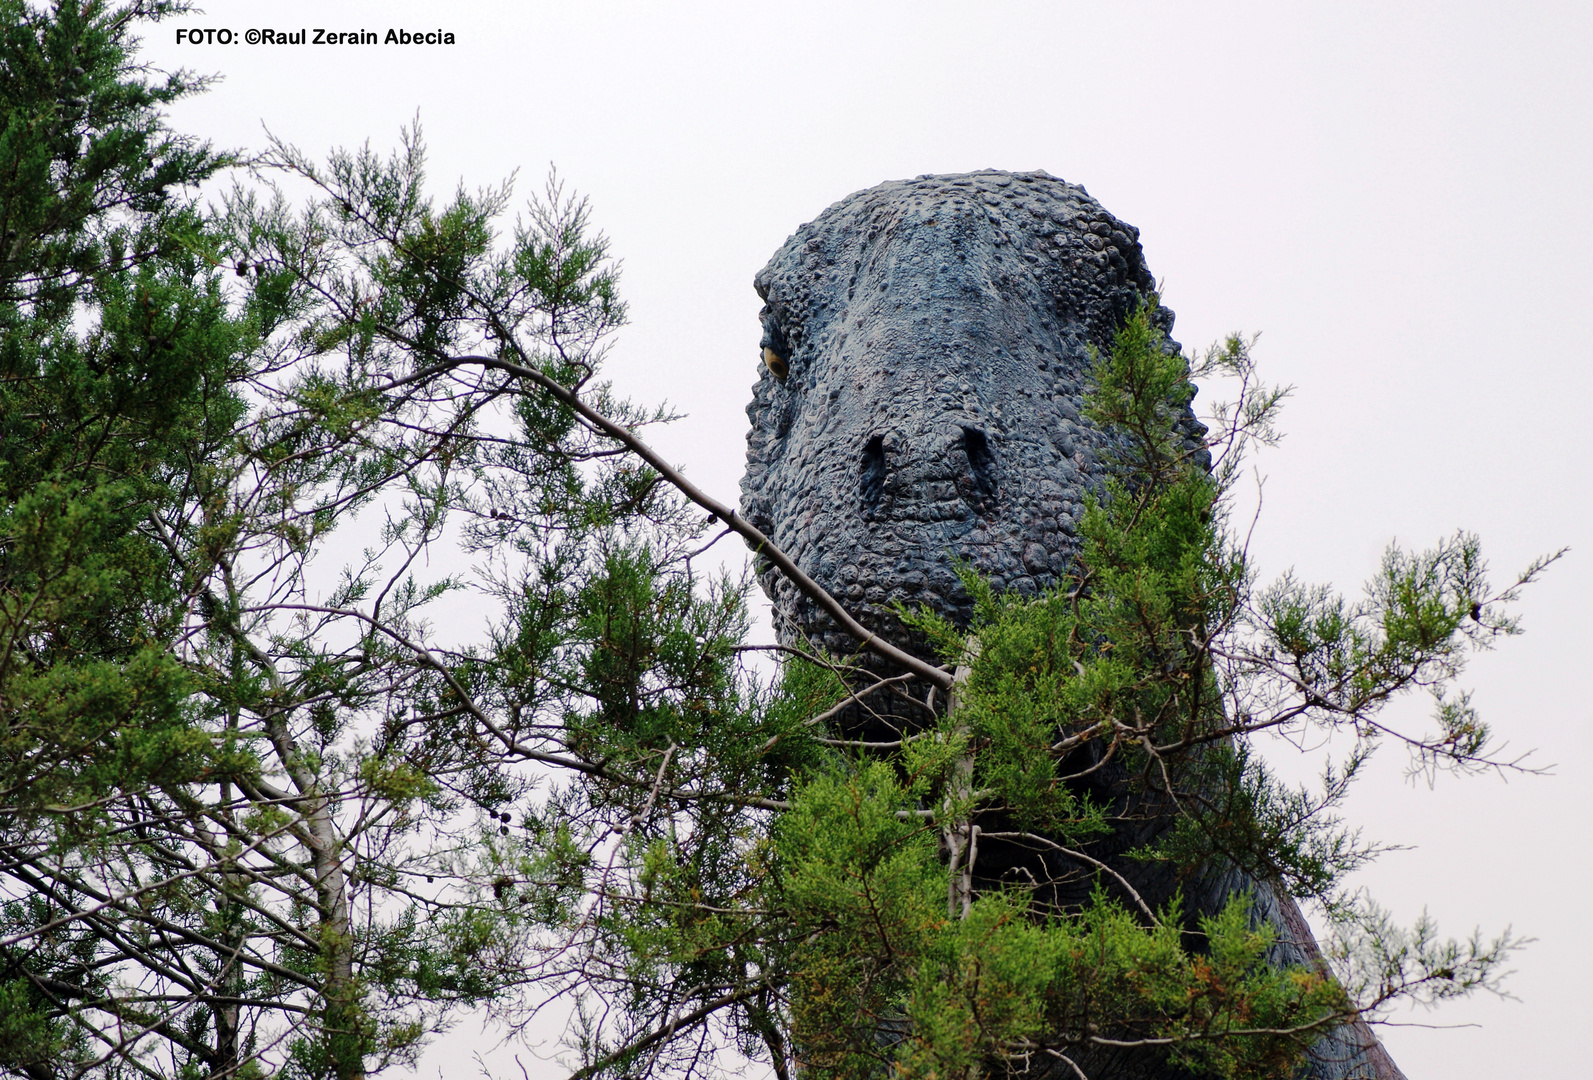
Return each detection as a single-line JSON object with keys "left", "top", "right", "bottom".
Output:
{"left": 740, "top": 170, "right": 1406, "bottom": 1079}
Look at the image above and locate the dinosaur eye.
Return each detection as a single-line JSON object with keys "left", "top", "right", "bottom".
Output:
{"left": 759, "top": 311, "right": 792, "bottom": 381}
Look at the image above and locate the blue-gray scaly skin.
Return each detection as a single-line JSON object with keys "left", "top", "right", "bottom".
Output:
{"left": 740, "top": 171, "right": 1406, "bottom": 1080}
{"left": 742, "top": 169, "right": 1190, "bottom": 654}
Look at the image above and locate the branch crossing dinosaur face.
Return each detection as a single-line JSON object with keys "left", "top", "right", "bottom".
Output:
{"left": 741, "top": 169, "right": 1200, "bottom": 652}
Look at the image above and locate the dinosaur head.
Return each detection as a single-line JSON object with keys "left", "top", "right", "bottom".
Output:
{"left": 741, "top": 170, "right": 1196, "bottom": 653}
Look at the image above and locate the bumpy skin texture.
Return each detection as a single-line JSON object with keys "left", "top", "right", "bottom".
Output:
{"left": 741, "top": 171, "right": 1406, "bottom": 1080}
{"left": 742, "top": 169, "right": 1191, "bottom": 655}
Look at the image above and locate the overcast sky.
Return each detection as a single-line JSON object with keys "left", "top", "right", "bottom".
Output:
{"left": 143, "top": 3, "right": 1591, "bottom": 1076}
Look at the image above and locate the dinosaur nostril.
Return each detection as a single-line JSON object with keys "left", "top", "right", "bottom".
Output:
{"left": 961, "top": 427, "right": 998, "bottom": 512}
{"left": 860, "top": 435, "right": 886, "bottom": 511}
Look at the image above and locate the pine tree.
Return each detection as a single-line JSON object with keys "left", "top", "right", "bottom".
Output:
{"left": 0, "top": 1, "right": 239, "bottom": 1070}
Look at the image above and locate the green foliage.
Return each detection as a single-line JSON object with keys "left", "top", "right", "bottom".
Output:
{"left": 0, "top": 0, "right": 243, "bottom": 813}
{"left": 0, "top": 5, "right": 670, "bottom": 1076}
{"left": 778, "top": 763, "right": 943, "bottom": 1076}
{"left": 770, "top": 763, "right": 1349, "bottom": 1080}
{"left": 0, "top": 7, "right": 249, "bottom": 1070}
{"left": 0, "top": 0, "right": 226, "bottom": 319}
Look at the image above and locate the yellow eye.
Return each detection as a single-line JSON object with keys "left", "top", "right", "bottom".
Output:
{"left": 763, "top": 346, "right": 788, "bottom": 380}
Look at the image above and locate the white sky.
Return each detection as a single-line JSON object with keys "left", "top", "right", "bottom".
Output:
{"left": 143, "top": 3, "right": 1591, "bottom": 1077}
